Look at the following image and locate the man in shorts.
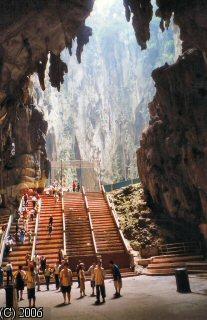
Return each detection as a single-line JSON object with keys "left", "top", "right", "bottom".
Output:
{"left": 60, "top": 262, "right": 73, "bottom": 304}
{"left": 87, "top": 262, "right": 96, "bottom": 296}
{"left": 26, "top": 265, "right": 36, "bottom": 307}
{"left": 109, "top": 260, "right": 122, "bottom": 297}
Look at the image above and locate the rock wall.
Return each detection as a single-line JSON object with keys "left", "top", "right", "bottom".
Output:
{"left": 134, "top": 0, "right": 207, "bottom": 235}
{"left": 31, "top": 0, "right": 176, "bottom": 184}
{"left": 0, "top": 0, "right": 94, "bottom": 206}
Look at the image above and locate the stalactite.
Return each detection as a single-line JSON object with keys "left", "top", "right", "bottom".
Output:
{"left": 76, "top": 25, "right": 92, "bottom": 63}
{"left": 48, "top": 53, "right": 68, "bottom": 91}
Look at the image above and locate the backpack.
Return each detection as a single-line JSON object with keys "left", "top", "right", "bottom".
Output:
{"left": 16, "top": 271, "right": 24, "bottom": 286}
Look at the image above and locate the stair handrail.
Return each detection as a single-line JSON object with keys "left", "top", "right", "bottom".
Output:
{"left": 0, "top": 196, "right": 24, "bottom": 266}
{"left": 101, "top": 184, "right": 130, "bottom": 253}
{"left": 61, "top": 190, "right": 67, "bottom": 256}
{"left": 31, "top": 198, "right": 42, "bottom": 261}
{"left": 82, "top": 186, "right": 98, "bottom": 255}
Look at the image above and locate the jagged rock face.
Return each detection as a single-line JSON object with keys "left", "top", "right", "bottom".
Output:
{"left": 0, "top": 82, "right": 50, "bottom": 203}
{"left": 0, "top": 0, "right": 94, "bottom": 99}
{"left": 138, "top": 49, "right": 207, "bottom": 224}
{"left": 0, "top": 0, "right": 93, "bottom": 204}
{"left": 31, "top": 1, "right": 175, "bottom": 184}
{"left": 130, "top": 0, "right": 207, "bottom": 236}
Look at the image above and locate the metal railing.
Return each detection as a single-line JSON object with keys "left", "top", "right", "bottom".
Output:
{"left": 158, "top": 241, "right": 202, "bottom": 256}
{"left": 101, "top": 184, "right": 129, "bottom": 253}
{"left": 31, "top": 199, "right": 42, "bottom": 261}
{"left": 82, "top": 186, "right": 98, "bottom": 255}
{"left": 0, "top": 197, "right": 24, "bottom": 266}
{"left": 61, "top": 191, "right": 67, "bottom": 257}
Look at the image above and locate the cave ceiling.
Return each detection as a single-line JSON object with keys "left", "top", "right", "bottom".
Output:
{"left": 0, "top": 0, "right": 206, "bottom": 108}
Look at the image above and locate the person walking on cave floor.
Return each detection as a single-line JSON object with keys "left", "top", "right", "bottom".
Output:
{"left": 26, "top": 265, "right": 36, "bottom": 308}
{"left": 76, "top": 260, "right": 82, "bottom": 288}
{"left": 109, "top": 260, "right": 122, "bottom": 298}
{"left": 87, "top": 261, "right": 96, "bottom": 296}
{"left": 40, "top": 255, "right": 47, "bottom": 274}
{"left": 94, "top": 260, "right": 106, "bottom": 305}
{"left": 60, "top": 262, "right": 73, "bottom": 305}
{"left": 14, "top": 265, "right": 26, "bottom": 301}
{"left": 44, "top": 265, "right": 52, "bottom": 291}
{"left": 79, "top": 263, "right": 86, "bottom": 298}
{"left": 53, "top": 261, "right": 61, "bottom": 290}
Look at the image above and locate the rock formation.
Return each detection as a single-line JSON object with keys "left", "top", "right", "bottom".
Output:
{"left": 133, "top": 0, "right": 207, "bottom": 238}
{"left": 31, "top": 0, "right": 175, "bottom": 184}
{"left": 0, "top": 0, "right": 94, "bottom": 205}
{"left": 110, "top": 184, "right": 200, "bottom": 257}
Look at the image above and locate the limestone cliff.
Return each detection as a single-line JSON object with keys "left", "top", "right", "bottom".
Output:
{"left": 135, "top": 0, "right": 207, "bottom": 236}
{"left": 0, "top": 0, "right": 93, "bottom": 205}
{"left": 31, "top": 0, "right": 175, "bottom": 184}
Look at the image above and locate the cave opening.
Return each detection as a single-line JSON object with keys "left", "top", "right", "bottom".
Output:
{"left": 29, "top": 0, "right": 177, "bottom": 190}
{"left": 0, "top": 1, "right": 207, "bottom": 303}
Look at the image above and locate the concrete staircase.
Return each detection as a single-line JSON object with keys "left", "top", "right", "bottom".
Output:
{"left": 35, "top": 195, "right": 63, "bottom": 267}
{"left": 86, "top": 191, "right": 130, "bottom": 268}
{"left": 2, "top": 200, "right": 34, "bottom": 272}
{"left": 142, "top": 254, "right": 205, "bottom": 276}
{"left": 64, "top": 192, "right": 95, "bottom": 269}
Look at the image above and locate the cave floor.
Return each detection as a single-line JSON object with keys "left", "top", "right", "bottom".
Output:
{"left": 0, "top": 275, "right": 207, "bottom": 320}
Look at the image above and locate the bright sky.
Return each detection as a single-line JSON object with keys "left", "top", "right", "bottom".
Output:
{"left": 94, "top": 0, "right": 117, "bottom": 12}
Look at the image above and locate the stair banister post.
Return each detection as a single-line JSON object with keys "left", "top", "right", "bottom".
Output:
{"left": 31, "top": 198, "right": 41, "bottom": 261}
{"left": 82, "top": 185, "right": 98, "bottom": 255}
{"left": 61, "top": 190, "right": 67, "bottom": 256}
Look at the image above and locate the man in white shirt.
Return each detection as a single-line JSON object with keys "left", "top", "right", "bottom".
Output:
{"left": 87, "top": 262, "right": 96, "bottom": 296}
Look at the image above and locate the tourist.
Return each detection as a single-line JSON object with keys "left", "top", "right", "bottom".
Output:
{"left": 40, "top": 256, "right": 46, "bottom": 274}
{"left": 77, "top": 182, "right": 80, "bottom": 192}
{"left": 29, "top": 230, "right": 33, "bottom": 245}
{"left": 34, "top": 265, "right": 41, "bottom": 291}
{"left": 87, "top": 262, "right": 96, "bottom": 296}
{"left": 0, "top": 266, "right": 3, "bottom": 287}
{"left": 72, "top": 180, "right": 76, "bottom": 192}
{"left": 25, "top": 253, "right": 31, "bottom": 266}
{"left": 14, "top": 265, "right": 26, "bottom": 301}
{"left": 94, "top": 261, "right": 106, "bottom": 304}
{"left": 76, "top": 260, "right": 82, "bottom": 288}
{"left": 60, "top": 262, "right": 73, "bottom": 304}
{"left": 109, "top": 260, "right": 122, "bottom": 297}
{"left": 2, "top": 224, "right": 6, "bottom": 232}
{"left": 48, "top": 224, "right": 53, "bottom": 237}
{"left": 29, "top": 209, "right": 34, "bottom": 221}
{"left": 58, "top": 249, "right": 63, "bottom": 264}
{"left": 33, "top": 253, "right": 39, "bottom": 268}
{"left": 15, "top": 221, "right": 19, "bottom": 234}
{"left": 23, "top": 193, "right": 28, "bottom": 207}
{"left": 26, "top": 265, "right": 36, "bottom": 308}
{"left": 32, "top": 194, "right": 37, "bottom": 209}
{"left": 22, "top": 208, "right": 28, "bottom": 221}
{"left": 79, "top": 263, "right": 86, "bottom": 298}
{"left": 49, "top": 215, "right": 53, "bottom": 226}
{"left": 7, "top": 235, "right": 14, "bottom": 250}
{"left": 53, "top": 262, "right": 60, "bottom": 290}
{"left": 4, "top": 242, "right": 11, "bottom": 257}
{"left": 19, "top": 228, "right": 26, "bottom": 244}
{"left": 5, "top": 260, "right": 13, "bottom": 285}
{"left": 44, "top": 265, "right": 51, "bottom": 291}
